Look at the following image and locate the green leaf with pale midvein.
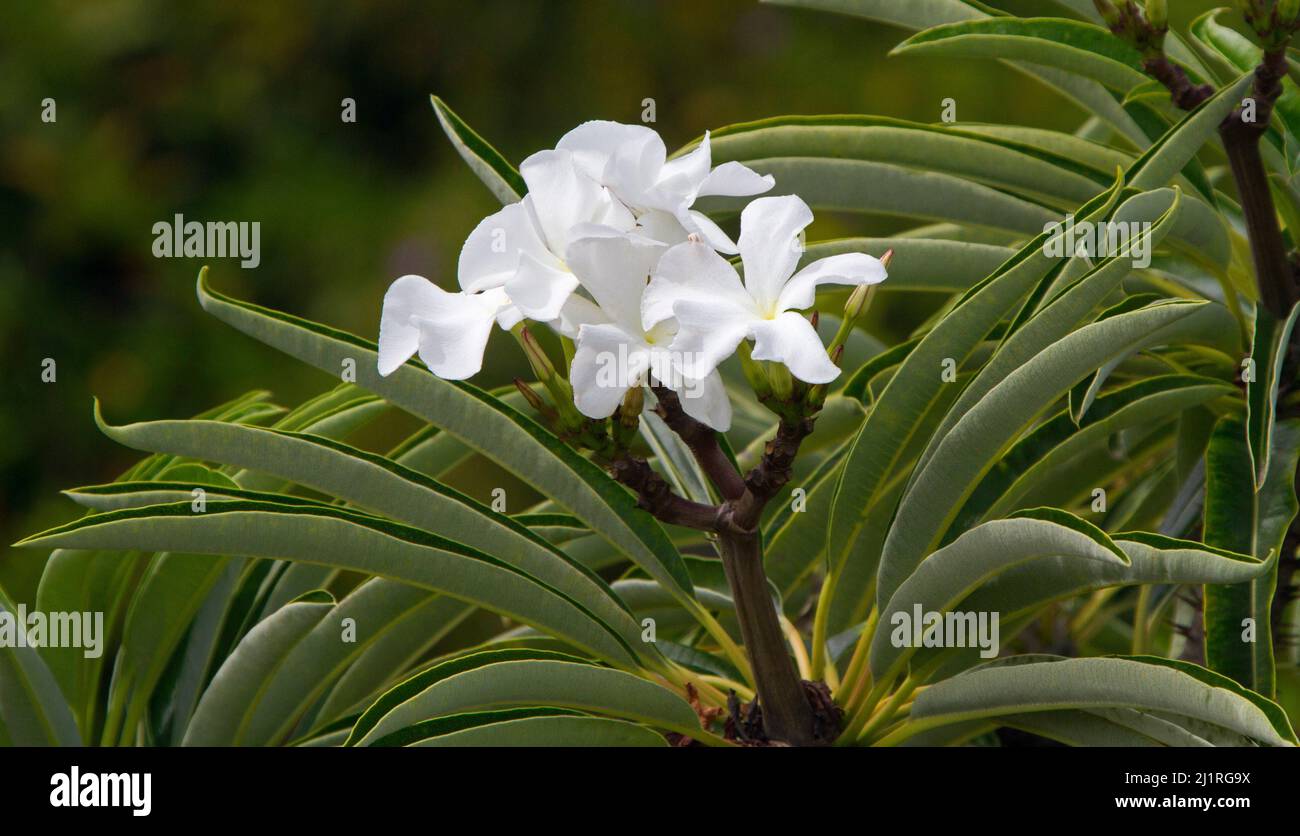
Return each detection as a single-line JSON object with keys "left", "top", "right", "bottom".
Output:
{"left": 16, "top": 501, "right": 640, "bottom": 670}
{"left": 182, "top": 592, "right": 334, "bottom": 745}
{"left": 912, "top": 187, "right": 1183, "bottom": 481}
{"left": 84, "top": 406, "right": 646, "bottom": 659}
{"left": 911, "top": 534, "right": 1266, "bottom": 676}
{"left": 879, "top": 300, "right": 1236, "bottom": 607}
{"left": 905, "top": 657, "right": 1293, "bottom": 746}
{"left": 0, "top": 584, "right": 81, "bottom": 745}
{"left": 430, "top": 95, "right": 524, "bottom": 204}
{"left": 352, "top": 658, "right": 710, "bottom": 746}
{"left": 406, "top": 714, "right": 668, "bottom": 747}
{"left": 870, "top": 511, "right": 1127, "bottom": 679}
{"left": 1246, "top": 302, "right": 1300, "bottom": 486}
{"left": 895, "top": 18, "right": 1160, "bottom": 92}
{"left": 194, "top": 269, "right": 694, "bottom": 604}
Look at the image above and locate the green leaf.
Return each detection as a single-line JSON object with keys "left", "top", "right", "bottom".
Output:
{"left": 902, "top": 656, "right": 1294, "bottom": 746}
{"left": 429, "top": 95, "right": 525, "bottom": 204}
{"left": 350, "top": 658, "right": 711, "bottom": 746}
{"left": 194, "top": 270, "right": 695, "bottom": 604}
{"left": 880, "top": 300, "right": 1236, "bottom": 607}
{"left": 960, "top": 375, "right": 1234, "bottom": 530}
{"left": 870, "top": 511, "right": 1128, "bottom": 679}
{"left": 912, "top": 534, "right": 1266, "bottom": 676}
{"left": 1202, "top": 417, "right": 1275, "bottom": 696}
{"left": 894, "top": 18, "right": 1151, "bottom": 93}
{"left": 84, "top": 405, "right": 645, "bottom": 660}
{"left": 828, "top": 179, "right": 1124, "bottom": 612}
{"left": 407, "top": 713, "right": 668, "bottom": 747}
{"left": 1246, "top": 302, "right": 1300, "bottom": 486}
{"left": 182, "top": 592, "right": 335, "bottom": 745}
{"left": 698, "top": 157, "right": 1058, "bottom": 235}
{"left": 761, "top": 0, "right": 988, "bottom": 30}
{"left": 802, "top": 238, "right": 1013, "bottom": 294}
{"left": 703, "top": 115, "right": 1107, "bottom": 207}
{"left": 912, "top": 187, "right": 1185, "bottom": 480}
{"left": 0, "top": 584, "right": 82, "bottom": 746}
{"left": 16, "top": 500, "right": 642, "bottom": 670}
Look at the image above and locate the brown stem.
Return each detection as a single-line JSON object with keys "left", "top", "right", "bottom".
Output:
{"left": 607, "top": 453, "right": 719, "bottom": 530}
{"left": 650, "top": 385, "right": 746, "bottom": 501}
{"left": 1220, "top": 47, "right": 1300, "bottom": 321}
{"left": 611, "top": 397, "right": 826, "bottom": 743}
{"left": 715, "top": 527, "right": 819, "bottom": 746}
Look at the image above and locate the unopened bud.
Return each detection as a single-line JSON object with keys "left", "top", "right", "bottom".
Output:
{"left": 737, "top": 340, "right": 771, "bottom": 399}
{"left": 1144, "top": 0, "right": 1166, "bottom": 29}
{"left": 619, "top": 385, "right": 644, "bottom": 428}
{"left": 1282, "top": 0, "right": 1300, "bottom": 25}
{"left": 518, "top": 327, "right": 558, "bottom": 383}
{"left": 768, "top": 362, "right": 794, "bottom": 402}
{"left": 514, "top": 377, "right": 547, "bottom": 413}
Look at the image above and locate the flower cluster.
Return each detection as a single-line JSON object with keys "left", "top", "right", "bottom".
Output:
{"left": 377, "top": 121, "right": 888, "bottom": 432}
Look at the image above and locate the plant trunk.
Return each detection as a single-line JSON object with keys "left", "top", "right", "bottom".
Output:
{"left": 716, "top": 528, "right": 819, "bottom": 746}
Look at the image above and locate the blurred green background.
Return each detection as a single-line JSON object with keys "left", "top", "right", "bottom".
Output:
{"left": 0, "top": 0, "right": 1227, "bottom": 602}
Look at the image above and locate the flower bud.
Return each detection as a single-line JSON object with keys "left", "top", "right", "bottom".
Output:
{"left": 1282, "top": 0, "right": 1300, "bottom": 26}
{"left": 768, "top": 361, "right": 794, "bottom": 402}
{"left": 736, "top": 340, "right": 771, "bottom": 400}
{"left": 1145, "top": 0, "right": 1166, "bottom": 30}
{"left": 515, "top": 326, "right": 581, "bottom": 431}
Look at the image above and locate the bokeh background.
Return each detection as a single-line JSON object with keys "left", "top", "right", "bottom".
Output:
{"left": 0, "top": 0, "right": 1227, "bottom": 602}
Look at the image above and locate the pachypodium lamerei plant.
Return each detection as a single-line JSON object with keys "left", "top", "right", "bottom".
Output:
{"left": 7, "top": 0, "right": 1300, "bottom": 748}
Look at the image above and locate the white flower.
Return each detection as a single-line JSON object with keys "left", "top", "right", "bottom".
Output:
{"left": 563, "top": 227, "right": 733, "bottom": 431}
{"left": 378, "top": 148, "right": 632, "bottom": 379}
{"left": 644, "top": 195, "right": 887, "bottom": 385}
{"left": 558, "top": 121, "right": 774, "bottom": 253}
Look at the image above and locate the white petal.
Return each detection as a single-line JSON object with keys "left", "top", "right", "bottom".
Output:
{"left": 667, "top": 298, "right": 756, "bottom": 382}
{"left": 378, "top": 274, "right": 441, "bottom": 376}
{"left": 605, "top": 130, "right": 668, "bottom": 208}
{"left": 570, "top": 323, "right": 649, "bottom": 419}
{"left": 697, "top": 161, "right": 775, "bottom": 199}
{"left": 643, "top": 239, "right": 755, "bottom": 332}
{"left": 554, "top": 293, "right": 609, "bottom": 339}
{"left": 565, "top": 229, "right": 663, "bottom": 334}
{"left": 408, "top": 287, "right": 508, "bottom": 380}
{"left": 636, "top": 209, "right": 689, "bottom": 248}
{"left": 557, "top": 121, "right": 659, "bottom": 183}
{"left": 739, "top": 195, "right": 813, "bottom": 310}
{"left": 457, "top": 201, "right": 551, "bottom": 294}
{"left": 504, "top": 250, "right": 579, "bottom": 323}
{"left": 678, "top": 208, "right": 739, "bottom": 254}
{"left": 519, "top": 149, "right": 619, "bottom": 253}
{"left": 655, "top": 132, "right": 712, "bottom": 199}
{"left": 671, "top": 369, "right": 732, "bottom": 432}
{"left": 776, "top": 252, "right": 888, "bottom": 313}
{"left": 750, "top": 311, "right": 840, "bottom": 384}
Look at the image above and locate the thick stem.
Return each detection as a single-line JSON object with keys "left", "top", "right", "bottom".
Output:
{"left": 1221, "top": 114, "right": 1298, "bottom": 320}
{"left": 716, "top": 528, "right": 819, "bottom": 746}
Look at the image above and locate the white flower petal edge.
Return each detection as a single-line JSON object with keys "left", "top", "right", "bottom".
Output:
{"left": 557, "top": 121, "right": 774, "bottom": 253}
{"left": 377, "top": 275, "right": 515, "bottom": 380}
{"left": 650, "top": 194, "right": 888, "bottom": 385}
{"left": 565, "top": 231, "right": 732, "bottom": 431}
{"left": 456, "top": 147, "right": 633, "bottom": 324}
